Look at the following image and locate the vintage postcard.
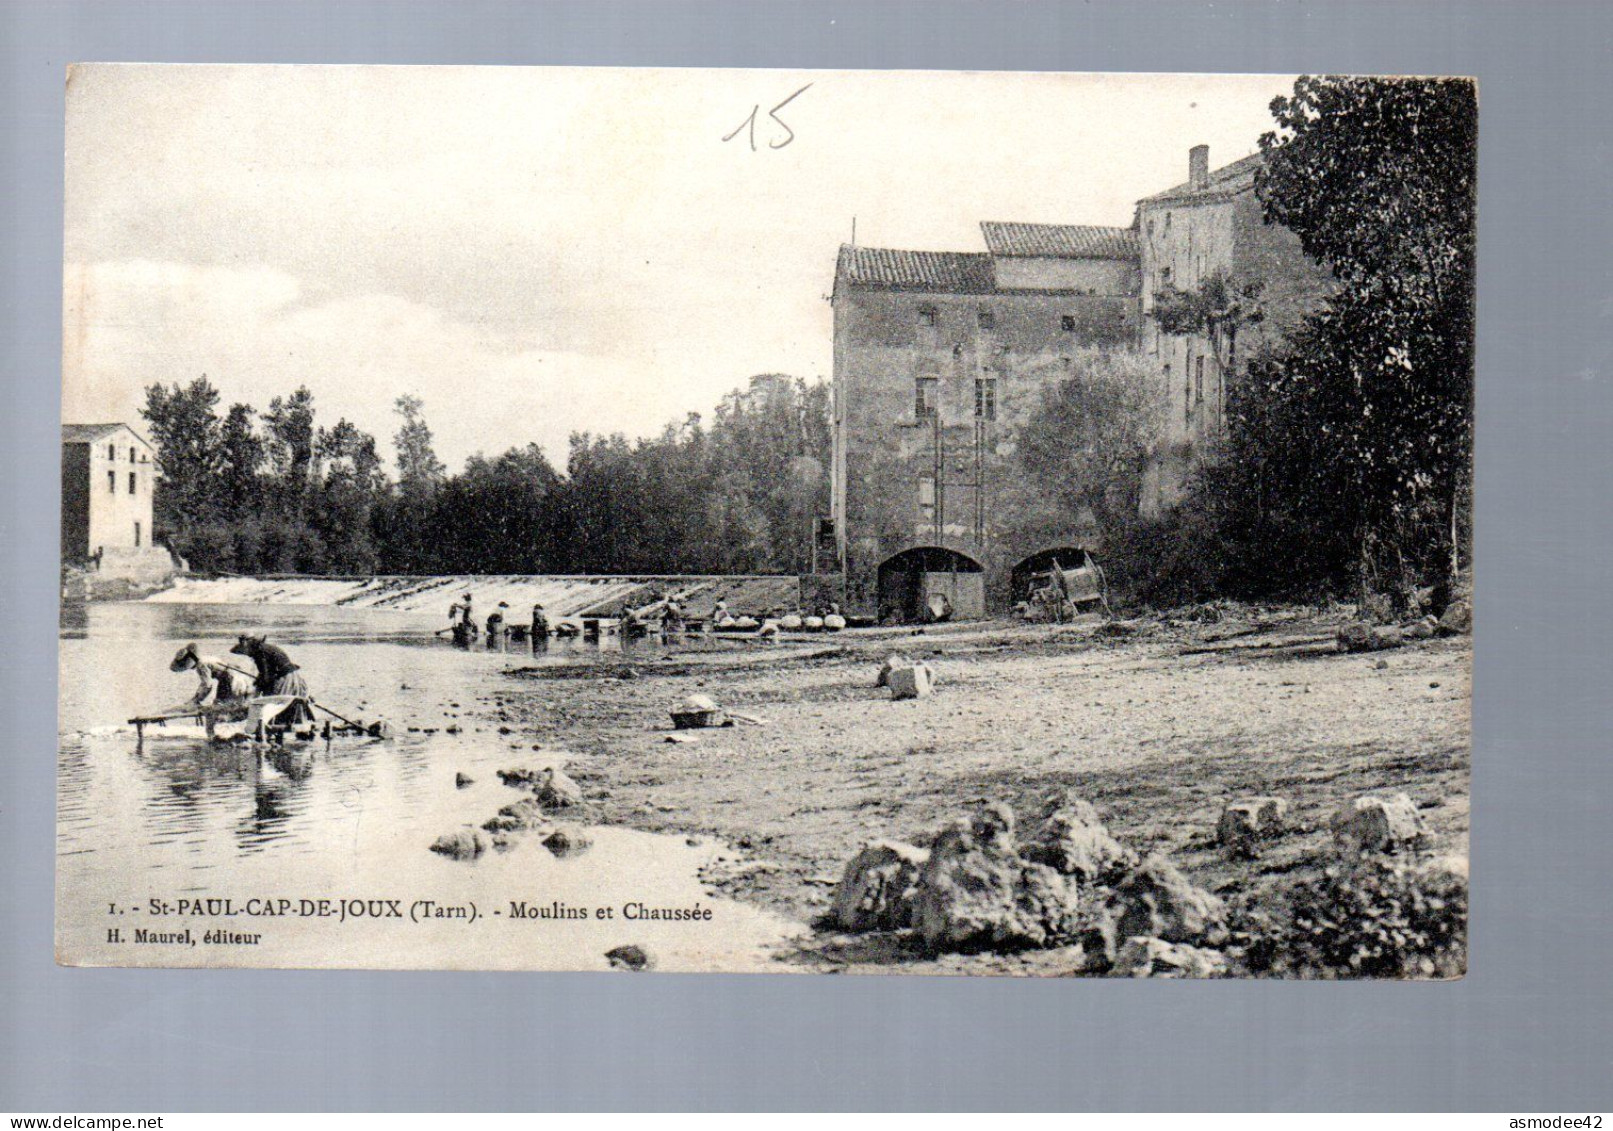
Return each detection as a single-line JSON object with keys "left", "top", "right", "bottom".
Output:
{"left": 58, "top": 65, "right": 1473, "bottom": 976}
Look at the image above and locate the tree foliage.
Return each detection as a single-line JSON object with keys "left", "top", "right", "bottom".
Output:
{"left": 1245, "top": 76, "right": 1476, "bottom": 608}
{"left": 1016, "top": 348, "right": 1168, "bottom": 538}
{"left": 1144, "top": 76, "right": 1478, "bottom": 610}
{"left": 138, "top": 374, "right": 831, "bottom": 578}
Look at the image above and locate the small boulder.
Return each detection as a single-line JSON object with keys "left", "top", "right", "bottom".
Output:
{"left": 1371, "top": 625, "right": 1404, "bottom": 649}
{"left": 1111, "top": 936, "right": 1228, "bottom": 978}
{"left": 605, "top": 944, "right": 654, "bottom": 972}
{"left": 542, "top": 825, "right": 594, "bottom": 858}
{"left": 1022, "top": 793, "right": 1136, "bottom": 884}
{"left": 1438, "top": 598, "right": 1473, "bottom": 636}
{"left": 1336, "top": 621, "right": 1372, "bottom": 651}
{"left": 492, "top": 796, "right": 551, "bottom": 831}
{"left": 1331, "top": 793, "right": 1426, "bottom": 856}
{"left": 912, "top": 803, "right": 1080, "bottom": 952}
{"left": 429, "top": 829, "right": 486, "bottom": 861}
{"left": 496, "top": 766, "right": 540, "bottom": 788}
{"left": 1337, "top": 622, "right": 1404, "bottom": 652}
{"left": 1110, "top": 855, "right": 1227, "bottom": 945}
{"left": 830, "top": 840, "right": 928, "bottom": 932}
{"left": 875, "top": 653, "right": 913, "bottom": 688}
{"left": 1403, "top": 615, "right": 1439, "bottom": 641}
{"left": 1216, "top": 797, "right": 1289, "bottom": 857}
{"left": 536, "top": 767, "right": 585, "bottom": 808}
{"left": 887, "top": 662, "right": 934, "bottom": 701}
{"left": 454, "top": 772, "right": 475, "bottom": 788}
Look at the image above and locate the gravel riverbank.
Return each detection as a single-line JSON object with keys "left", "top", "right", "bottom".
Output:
{"left": 470, "top": 606, "right": 1471, "bottom": 974}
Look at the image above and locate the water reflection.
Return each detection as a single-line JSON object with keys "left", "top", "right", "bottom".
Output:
{"left": 56, "top": 600, "right": 799, "bottom": 970}
{"left": 57, "top": 601, "right": 702, "bottom": 874}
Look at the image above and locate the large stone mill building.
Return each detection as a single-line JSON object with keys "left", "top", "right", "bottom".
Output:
{"left": 827, "top": 145, "right": 1331, "bottom": 621}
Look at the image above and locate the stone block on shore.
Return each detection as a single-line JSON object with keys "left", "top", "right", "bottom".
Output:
{"left": 536, "top": 767, "right": 584, "bottom": 808}
{"left": 887, "top": 662, "right": 934, "bottom": 701}
{"left": 1331, "top": 793, "right": 1426, "bottom": 856}
{"left": 1217, "top": 797, "right": 1289, "bottom": 857}
{"left": 542, "top": 825, "right": 594, "bottom": 858}
{"left": 429, "top": 829, "right": 486, "bottom": 861}
{"left": 1438, "top": 598, "right": 1473, "bottom": 636}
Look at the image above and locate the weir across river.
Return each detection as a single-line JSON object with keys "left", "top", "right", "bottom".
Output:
{"left": 145, "top": 573, "right": 804, "bottom": 621}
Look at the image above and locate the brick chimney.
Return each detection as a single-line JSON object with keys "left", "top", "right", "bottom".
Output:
{"left": 1189, "top": 144, "right": 1210, "bottom": 190}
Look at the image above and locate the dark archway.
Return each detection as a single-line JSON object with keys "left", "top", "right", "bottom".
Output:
{"left": 876, "top": 546, "right": 984, "bottom": 623}
{"left": 1010, "top": 546, "right": 1099, "bottom": 605}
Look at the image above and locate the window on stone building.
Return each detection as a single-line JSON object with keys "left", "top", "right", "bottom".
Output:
{"left": 129, "top": 471, "right": 137, "bottom": 494}
{"left": 107, "top": 470, "right": 115, "bottom": 493}
{"left": 1060, "top": 314, "right": 1076, "bottom": 332}
{"left": 1146, "top": 218, "right": 1155, "bottom": 237}
{"left": 918, "top": 476, "right": 936, "bottom": 522}
{"left": 1164, "top": 212, "right": 1172, "bottom": 232}
{"left": 977, "top": 309, "right": 995, "bottom": 330}
{"left": 914, "top": 376, "right": 938, "bottom": 423}
{"left": 135, "top": 521, "right": 141, "bottom": 548}
{"left": 129, "top": 447, "right": 136, "bottom": 463}
{"left": 917, "top": 306, "right": 937, "bottom": 327}
{"left": 975, "top": 377, "right": 997, "bottom": 421}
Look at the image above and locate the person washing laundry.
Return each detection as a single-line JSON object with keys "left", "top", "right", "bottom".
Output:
{"left": 230, "top": 635, "right": 309, "bottom": 698}
{"left": 168, "top": 642, "right": 255, "bottom": 738}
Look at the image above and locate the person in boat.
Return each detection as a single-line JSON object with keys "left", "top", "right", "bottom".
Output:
{"left": 170, "top": 643, "right": 255, "bottom": 737}
{"left": 230, "top": 635, "right": 309, "bottom": 698}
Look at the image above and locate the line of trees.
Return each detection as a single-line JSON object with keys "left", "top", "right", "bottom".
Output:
{"left": 1016, "top": 76, "right": 1475, "bottom": 615}
{"left": 141, "top": 376, "right": 830, "bottom": 577}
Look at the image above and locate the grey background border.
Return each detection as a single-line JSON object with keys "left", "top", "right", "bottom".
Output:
{"left": 4, "top": 0, "right": 1610, "bottom": 1112}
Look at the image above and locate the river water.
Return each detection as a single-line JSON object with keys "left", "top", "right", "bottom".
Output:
{"left": 57, "top": 601, "right": 799, "bottom": 971}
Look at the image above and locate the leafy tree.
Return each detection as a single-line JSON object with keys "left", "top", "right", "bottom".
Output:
{"left": 1252, "top": 75, "right": 1476, "bottom": 609}
{"left": 313, "top": 418, "right": 386, "bottom": 573}
{"left": 262, "top": 386, "right": 318, "bottom": 518}
{"left": 433, "top": 443, "right": 565, "bottom": 574}
{"left": 393, "top": 394, "right": 446, "bottom": 494}
{"left": 1151, "top": 270, "right": 1266, "bottom": 375}
{"left": 218, "top": 404, "right": 264, "bottom": 523}
{"left": 140, "top": 376, "right": 224, "bottom": 543}
{"left": 1017, "top": 349, "right": 1169, "bottom": 538}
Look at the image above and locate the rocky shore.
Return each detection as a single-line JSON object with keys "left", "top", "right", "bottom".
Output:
{"left": 462, "top": 604, "right": 1472, "bottom": 976}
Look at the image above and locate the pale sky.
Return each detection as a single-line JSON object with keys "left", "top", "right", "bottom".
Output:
{"left": 63, "top": 65, "right": 1296, "bottom": 472}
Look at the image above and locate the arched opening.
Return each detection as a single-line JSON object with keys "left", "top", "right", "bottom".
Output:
{"left": 876, "top": 546, "right": 984, "bottom": 624}
{"left": 1009, "top": 547, "right": 1106, "bottom": 610}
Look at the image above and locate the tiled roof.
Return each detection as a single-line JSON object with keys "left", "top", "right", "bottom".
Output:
{"left": 979, "top": 222, "right": 1139, "bottom": 261}
{"left": 835, "top": 245, "right": 997, "bottom": 294}
{"left": 1138, "top": 151, "right": 1265, "bottom": 205}
{"left": 63, "top": 422, "right": 143, "bottom": 444}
